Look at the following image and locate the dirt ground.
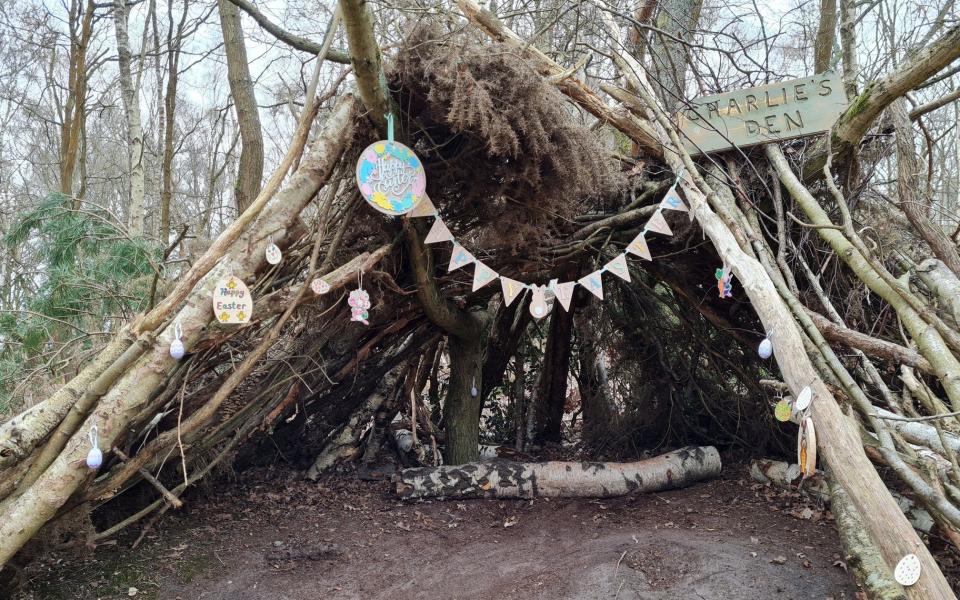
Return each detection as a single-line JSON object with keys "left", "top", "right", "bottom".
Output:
{"left": 16, "top": 460, "right": 861, "bottom": 600}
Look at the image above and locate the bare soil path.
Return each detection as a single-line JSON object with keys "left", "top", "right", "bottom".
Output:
{"left": 16, "top": 462, "right": 859, "bottom": 599}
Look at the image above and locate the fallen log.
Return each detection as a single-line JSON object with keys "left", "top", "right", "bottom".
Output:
{"left": 395, "top": 446, "right": 720, "bottom": 500}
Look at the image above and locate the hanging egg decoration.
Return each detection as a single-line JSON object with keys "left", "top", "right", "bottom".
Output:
{"left": 265, "top": 243, "right": 282, "bottom": 265}
{"left": 894, "top": 554, "right": 921, "bottom": 587}
{"left": 355, "top": 140, "right": 427, "bottom": 216}
{"left": 212, "top": 276, "right": 253, "bottom": 324}
{"left": 310, "top": 278, "right": 331, "bottom": 295}
{"left": 794, "top": 386, "right": 812, "bottom": 411}
{"left": 774, "top": 398, "right": 792, "bottom": 422}
{"left": 529, "top": 285, "right": 549, "bottom": 319}
{"left": 758, "top": 337, "right": 773, "bottom": 359}
{"left": 471, "top": 377, "right": 478, "bottom": 398}
{"left": 797, "top": 417, "right": 817, "bottom": 478}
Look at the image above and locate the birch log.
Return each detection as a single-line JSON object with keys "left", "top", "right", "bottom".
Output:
{"left": 396, "top": 446, "right": 720, "bottom": 500}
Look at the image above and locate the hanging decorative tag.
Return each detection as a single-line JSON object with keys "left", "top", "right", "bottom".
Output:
{"left": 758, "top": 337, "right": 773, "bottom": 359}
{"left": 348, "top": 288, "right": 371, "bottom": 325}
{"left": 578, "top": 271, "right": 604, "bottom": 300}
{"left": 715, "top": 265, "right": 734, "bottom": 298}
{"left": 626, "top": 232, "right": 652, "bottom": 261}
{"left": 408, "top": 195, "right": 438, "bottom": 218}
{"left": 86, "top": 426, "right": 103, "bottom": 470}
{"left": 472, "top": 261, "right": 498, "bottom": 291}
{"left": 797, "top": 417, "right": 817, "bottom": 478}
{"left": 425, "top": 219, "right": 454, "bottom": 244}
{"left": 213, "top": 276, "right": 253, "bottom": 324}
{"left": 448, "top": 244, "right": 475, "bottom": 272}
{"left": 604, "top": 254, "right": 631, "bottom": 282}
{"left": 265, "top": 242, "right": 282, "bottom": 265}
{"left": 471, "top": 377, "right": 479, "bottom": 398}
{"left": 795, "top": 386, "right": 812, "bottom": 411}
{"left": 660, "top": 184, "right": 689, "bottom": 213}
{"left": 774, "top": 398, "right": 792, "bottom": 422}
{"left": 551, "top": 281, "right": 576, "bottom": 312}
{"left": 169, "top": 320, "right": 185, "bottom": 361}
{"left": 355, "top": 114, "right": 426, "bottom": 216}
{"left": 529, "top": 285, "right": 549, "bottom": 319}
{"left": 645, "top": 210, "right": 673, "bottom": 236}
{"left": 894, "top": 554, "right": 922, "bottom": 586}
{"left": 501, "top": 277, "right": 525, "bottom": 307}
{"left": 310, "top": 278, "right": 331, "bottom": 295}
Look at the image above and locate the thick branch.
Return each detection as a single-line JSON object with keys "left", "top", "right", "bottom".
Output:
{"left": 805, "top": 309, "right": 934, "bottom": 374}
{"left": 224, "top": 0, "right": 349, "bottom": 64}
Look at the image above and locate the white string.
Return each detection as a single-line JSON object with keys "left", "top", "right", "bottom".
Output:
{"left": 88, "top": 425, "right": 99, "bottom": 450}
{"left": 174, "top": 320, "right": 182, "bottom": 341}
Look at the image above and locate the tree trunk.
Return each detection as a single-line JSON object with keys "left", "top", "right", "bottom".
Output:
{"left": 218, "top": 0, "right": 264, "bottom": 213}
{"left": 396, "top": 446, "right": 721, "bottom": 500}
{"left": 647, "top": 0, "right": 703, "bottom": 109}
{"left": 114, "top": 0, "right": 147, "bottom": 236}
{"left": 813, "top": 0, "right": 837, "bottom": 73}
{"left": 443, "top": 334, "right": 485, "bottom": 465}
{"left": 576, "top": 300, "right": 614, "bottom": 444}
{"left": 159, "top": 0, "right": 188, "bottom": 243}
{"left": 533, "top": 302, "right": 575, "bottom": 444}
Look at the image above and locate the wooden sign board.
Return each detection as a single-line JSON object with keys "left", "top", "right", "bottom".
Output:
{"left": 212, "top": 275, "right": 252, "bottom": 324}
{"left": 678, "top": 73, "right": 847, "bottom": 155}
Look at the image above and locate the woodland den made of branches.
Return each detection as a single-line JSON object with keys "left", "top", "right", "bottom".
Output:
{"left": 1, "top": 0, "right": 960, "bottom": 596}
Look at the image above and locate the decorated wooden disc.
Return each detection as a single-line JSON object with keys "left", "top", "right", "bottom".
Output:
{"left": 212, "top": 276, "right": 252, "bottom": 324}
{"left": 894, "top": 553, "right": 921, "bottom": 586}
{"left": 310, "top": 278, "right": 331, "bottom": 295}
{"left": 356, "top": 140, "right": 426, "bottom": 215}
{"left": 797, "top": 417, "right": 817, "bottom": 478}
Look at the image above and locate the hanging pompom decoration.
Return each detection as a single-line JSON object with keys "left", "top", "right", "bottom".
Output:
{"left": 86, "top": 425, "right": 103, "bottom": 470}
{"left": 471, "top": 377, "right": 478, "bottom": 398}
{"left": 797, "top": 417, "right": 817, "bottom": 478}
{"left": 348, "top": 288, "right": 371, "bottom": 325}
{"left": 529, "top": 285, "right": 549, "bottom": 319}
{"left": 355, "top": 113, "right": 426, "bottom": 216}
{"left": 265, "top": 242, "right": 282, "bottom": 265}
{"left": 169, "top": 320, "right": 185, "bottom": 361}
{"left": 715, "top": 265, "right": 734, "bottom": 298}
{"left": 758, "top": 337, "right": 773, "bottom": 359}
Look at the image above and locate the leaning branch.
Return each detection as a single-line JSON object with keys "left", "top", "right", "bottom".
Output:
{"left": 225, "top": 0, "right": 350, "bottom": 64}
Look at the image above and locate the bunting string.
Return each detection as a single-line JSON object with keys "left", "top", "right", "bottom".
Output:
{"left": 414, "top": 181, "right": 689, "bottom": 319}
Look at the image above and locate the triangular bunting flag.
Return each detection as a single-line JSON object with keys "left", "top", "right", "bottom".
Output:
{"left": 644, "top": 210, "right": 673, "bottom": 236}
{"left": 660, "top": 184, "right": 688, "bottom": 213}
{"left": 604, "top": 253, "right": 631, "bottom": 282}
{"left": 500, "top": 277, "right": 525, "bottom": 307}
{"left": 626, "top": 232, "right": 652, "bottom": 261}
{"left": 448, "top": 244, "right": 475, "bottom": 272}
{"left": 472, "top": 261, "right": 498, "bottom": 291}
{"left": 425, "top": 218, "right": 453, "bottom": 244}
{"left": 578, "top": 270, "right": 604, "bottom": 300}
{"left": 552, "top": 281, "right": 576, "bottom": 311}
{"left": 408, "top": 195, "right": 438, "bottom": 218}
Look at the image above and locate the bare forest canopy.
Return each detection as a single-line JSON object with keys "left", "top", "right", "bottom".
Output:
{"left": 1, "top": 0, "right": 960, "bottom": 596}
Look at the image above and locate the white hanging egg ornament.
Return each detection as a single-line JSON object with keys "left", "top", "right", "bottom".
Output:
{"left": 471, "top": 377, "right": 478, "bottom": 397}
{"left": 169, "top": 339, "right": 185, "bottom": 361}
{"left": 758, "top": 337, "right": 773, "bottom": 359}
{"left": 795, "top": 386, "right": 812, "bottom": 411}
{"left": 894, "top": 553, "right": 921, "bottom": 586}
{"left": 86, "top": 447, "right": 103, "bottom": 470}
{"left": 265, "top": 243, "right": 282, "bottom": 265}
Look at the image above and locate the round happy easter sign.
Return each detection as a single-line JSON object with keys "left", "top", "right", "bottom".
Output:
{"left": 355, "top": 140, "right": 426, "bottom": 215}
